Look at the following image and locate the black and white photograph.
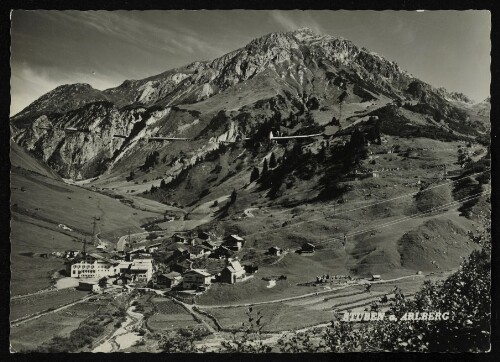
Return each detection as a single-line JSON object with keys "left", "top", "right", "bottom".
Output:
{"left": 8, "top": 9, "right": 492, "bottom": 353}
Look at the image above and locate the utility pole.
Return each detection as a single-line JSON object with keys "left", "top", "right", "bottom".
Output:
{"left": 83, "top": 236, "right": 87, "bottom": 255}
{"left": 92, "top": 216, "right": 97, "bottom": 245}
{"left": 339, "top": 101, "right": 343, "bottom": 124}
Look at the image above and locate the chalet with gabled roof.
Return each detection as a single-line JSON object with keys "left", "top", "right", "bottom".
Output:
{"left": 172, "top": 233, "right": 188, "bottom": 244}
{"left": 156, "top": 271, "right": 182, "bottom": 288}
{"left": 173, "top": 246, "right": 189, "bottom": 259}
{"left": 268, "top": 246, "right": 282, "bottom": 256}
{"left": 171, "top": 259, "right": 193, "bottom": 274}
{"left": 188, "top": 245, "right": 207, "bottom": 259}
{"left": 224, "top": 234, "right": 245, "bottom": 251}
{"left": 182, "top": 269, "right": 212, "bottom": 290}
{"left": 220, "top": 260, "right": 246, "bottom": 284}
{"left": 301, "top": 242, "right": 316, "bottom": 253}
{"left": 211, "top": 245, "right": 232, "bottom": 259}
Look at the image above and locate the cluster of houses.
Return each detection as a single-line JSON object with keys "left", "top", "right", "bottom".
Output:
{"left": 171, "top": 232, "right": 245, "bottom": 263}
{"left": 155, "top": 258, "right": 252, "bottom": 292}
{"left": 64, "top": 229, "right": 323, "bottom": 294}
{"left": 64, "top": 230, "right": 260, "bottom": 293}
{"left": 158, "top": 232, "right": 255, "bottom": 291}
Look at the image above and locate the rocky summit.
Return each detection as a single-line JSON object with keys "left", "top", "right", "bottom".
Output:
{"left": 11, "top": 28, "right": 489, "bottom": 180}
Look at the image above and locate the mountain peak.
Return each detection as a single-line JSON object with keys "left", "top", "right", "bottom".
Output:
{"left": 52, "top": 83, "right": 94, "bottom": 92}
{"left": 11, "top": 82, "right": 108, "bottom": 121}
{"left": 289, "top": 27, "right": 327, "bottom": 41}
{"left": 291, "top": 27, "right": 317, "bottom": 35}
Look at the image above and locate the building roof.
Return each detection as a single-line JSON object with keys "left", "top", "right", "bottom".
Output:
{"left": 147, "top": 243, "right": 162, "bottom": 248}
{"left": 173, "top": 233, "right": 188, "bottom": 239}
{"left": 70, "top": 253, "right": 109, "bottom": 264}
{"left": 116, "top": 261, "right": 132, "bottom": 268}
{"left": 185, "top": 269, "right": 211, "bottom": 277}
{"left": 225, "top": 260, "right": 244, "bottom": 274}
{"left": 88, "top": 253, "right": 107, "bottom": 259}
{"left": 160, "top": 271, "right": 182, "bottom": 279}
{"left": 130, "top": 267, "right": 151, "bottom": 272}
{"left": 269, "top": 246, "right": 281, "bottom": 251}
{"left": 303, "top": 242, "right": 315, "bottom": 248}
{"left": 229, "top": 234, "right": 244, "bottom": 241}
{"left": 175, "top": 259, "right": 193, "bottom": 268}
{"left": 130, "top": 258, "right": 152, "bottom": 268}
{"left": 215, "top": 245, "right": 232, "bottom": 254}
{"left": 128, "top": 247, "right": 147, "bottom": 254}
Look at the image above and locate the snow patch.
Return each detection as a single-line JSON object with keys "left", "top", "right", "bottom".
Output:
{"left": 177, "top": 118, "right": 200, "bottom": 133}
{"left": 267, "top": 280, "right": 276, "bottom": 288}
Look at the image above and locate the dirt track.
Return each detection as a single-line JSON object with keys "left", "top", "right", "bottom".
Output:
{"left": 195, "top": 274, "right": 424, "bottom": 309}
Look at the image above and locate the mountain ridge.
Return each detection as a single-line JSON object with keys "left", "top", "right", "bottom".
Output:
{"left": 12, "top": 28, "right": 418, "bottom": 120}
{"left": 10, "top": 27, "right": 489, "bottom": 180}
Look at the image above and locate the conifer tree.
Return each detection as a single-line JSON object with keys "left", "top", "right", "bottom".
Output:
{"left": 250, "top": 167, "right": 260, "bottom": 182}
{"left": 269, "top": 152, "right": 277, "bottom": 168}
{"left": 230, "top": 189, "right": 237, "bottom": 204}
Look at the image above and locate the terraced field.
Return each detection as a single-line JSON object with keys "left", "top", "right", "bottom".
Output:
{"left": 10, "top": 288, "right": 89, "bottom": 322}
{"left": 147, "top": 298, "right": 201, "bottom": 331}
{"left": 10, "top": 297, "right": 104, "bottom": 352}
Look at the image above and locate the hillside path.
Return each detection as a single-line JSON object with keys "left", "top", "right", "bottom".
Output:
{"left": 195, "top": 274, "right": 424, "bottom": 309}
{"left": 11, "top": 294, "right": 94, "bottom": 327}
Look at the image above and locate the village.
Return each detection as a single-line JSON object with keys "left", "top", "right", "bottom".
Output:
{"left": 61, "top": 228, "right": 327, "bottom": 295}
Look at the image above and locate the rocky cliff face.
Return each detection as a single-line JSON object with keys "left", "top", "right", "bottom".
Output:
{"left": 13, "top": 102, "right": 140, "bottom": 179}
{"left": 11, "top": 28, "right": 485, "bottom": 180}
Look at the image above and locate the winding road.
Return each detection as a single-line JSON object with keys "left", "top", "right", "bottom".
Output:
{"left": 116, "top": 231, "right": 150, "bottom": 252}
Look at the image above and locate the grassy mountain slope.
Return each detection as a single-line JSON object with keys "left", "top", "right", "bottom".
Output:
{"left": 10, "top": 139, "right": 62, "bottom": 180}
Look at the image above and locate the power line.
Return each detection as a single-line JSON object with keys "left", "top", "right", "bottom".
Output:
{"left": 314, "top": 189, "right": 489, "bottom": 248}
{"left": 243, "top": 169, "right": 489, "bottom": 239}
{"left": 168, "top": 169, "right": 490, "bottom": 270}
{"left": 211, "top": 190, "right": 489, "bottom": 269}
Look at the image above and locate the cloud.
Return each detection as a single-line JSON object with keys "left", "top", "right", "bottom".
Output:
{"left": 10, "top": 11, "right": 234, "bottom": 117}
{"left": 271, "top": 11, "right": 301, "bottom": 30}
{"left": 53, "top": 11, "right": 225, "bottom": 59}
{"left": 270, "top": 11, "right": 323, "bottom": 33}
{"left": 10, "top": 62, "right": 120, "bottom": 116}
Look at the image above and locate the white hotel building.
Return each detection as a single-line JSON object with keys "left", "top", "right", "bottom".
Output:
{"left": 67, "top": 253, "right": 153, "bottom": 282}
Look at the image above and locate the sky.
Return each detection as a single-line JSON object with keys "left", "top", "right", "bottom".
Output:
{"left": 10, "top": 10, "right": 491, "bottom": 116}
